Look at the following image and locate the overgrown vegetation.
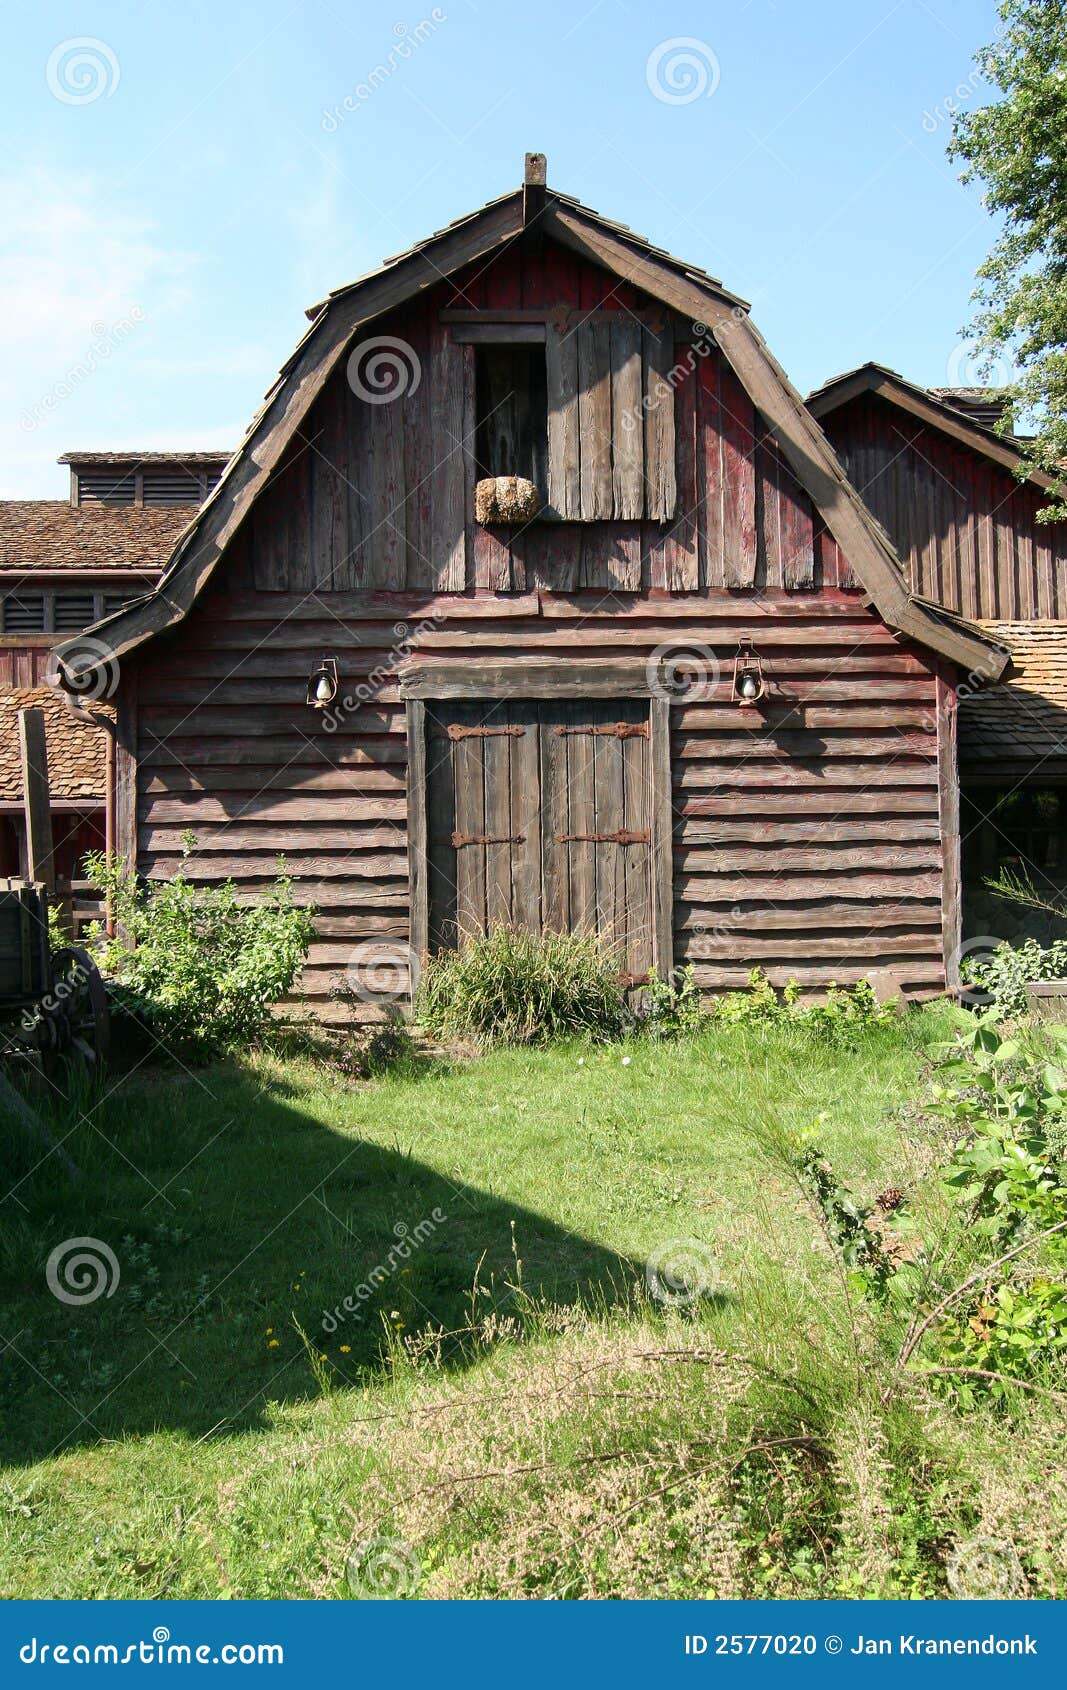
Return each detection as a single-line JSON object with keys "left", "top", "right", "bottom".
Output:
{"left": 84, "top": 848, "right": 315, "bottom": 1058}
{"left": 4, "top": 1005, "right": 1067, "bottom": 1598}
{"left": 960, "top": 936, "right": 1067, "bottom": 1015}
{"left": 415, "top": 926, "right": 631, "bottom": 1046}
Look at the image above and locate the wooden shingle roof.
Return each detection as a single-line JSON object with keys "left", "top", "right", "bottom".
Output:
{"left": 0, "top": 501, "right": 198, "bottom": 576}
{"left": 960, "top": 621, "right": 1067, "bottom": 776}
{"left": 0, "top": 687, "right": 110, "bottom": 804}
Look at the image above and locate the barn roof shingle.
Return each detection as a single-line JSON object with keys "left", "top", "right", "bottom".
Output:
{"left": 0, "top": 501, "right": 197, "bottom": 576}
{"left": 960, "top": 622, "right": 1067, "bottom": 775}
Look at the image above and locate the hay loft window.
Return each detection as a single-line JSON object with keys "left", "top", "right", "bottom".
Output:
{"left": 474, "top": 342, "right": 548, "bottom": 497}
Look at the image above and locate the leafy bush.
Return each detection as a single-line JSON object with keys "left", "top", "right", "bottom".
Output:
{"left": 415, "top": 925, "right": 631, "bottom": 1047}
{"left": 709, "top": 968, "right": 899, "bottom": 1045}
{"left": 791, "top": 1012, "right": 1067, "bottom": 1406}
{"left": 641, "top": 965, "right": 709, "bottom": 1041}
{"left": 84, "top": 850, "right": 316, "bottom": 1058}
{"left": 960, "top": 936, "right": 1067, "bottom": 1017}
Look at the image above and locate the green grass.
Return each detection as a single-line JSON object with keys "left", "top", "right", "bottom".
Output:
{"left": 2, "top": 1008, "right": 1065, "bottom": 1599}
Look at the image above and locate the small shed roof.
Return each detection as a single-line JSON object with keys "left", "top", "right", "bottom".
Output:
{"left": 0, "top": 687, "right": 110, "bottom": 805}
{"left": 960, "top": 621, "right": 1067, "bottom": 777}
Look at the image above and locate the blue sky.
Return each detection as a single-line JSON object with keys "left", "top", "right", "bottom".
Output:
{"left": 3, "top": 0, "right": 1004, "bottom": 497}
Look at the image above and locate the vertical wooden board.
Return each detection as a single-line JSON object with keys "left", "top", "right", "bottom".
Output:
{"left": 546, "top": 323, "right": 581, "bottom": 520}
{"left": 509, "top": 701, "right": 542, "bottom": 933}
{"left": 425, "top": 707, "right": 458, "bottom": 954}
{"left": 622, "top": 718, "right": 652, "bottom": 976}
{"left": 402, "top": 312, "right": 432, "bottom": 590}
{"left": 974, "top": 463, "right": 996, "bottom": 616}
{"left": 539, "top": 706, "right": 569, "bottom": 934}
{"left": 719, "top": 363, "right": 757, "bottom": 587}
{"left": 1054, "top": 530, "right": 1067, "bottom": 618}
{"left": 483, "top": 712, "right": 514, "bottom": 926}
{"left": 604, "top": 522, "right": 643, "bottom": 591}
{"left": 1012, "top": 487, "right": 1035, "bottom": 619}
{"left": 533, "top": 521, "right": 580, "bottom": 592}
{"left": 699, "top": 352, "right": 725, "bottom": 589}
{"left": 643, "top": 323, "right": 677, "bottom": 521}
{"left": 592, "top": 718, "right": 624, "bottom": 959}
{"left": 649, "top": 698, "right": 674, "bottom": 978}
{"left": 578, "top": 318, "right": 613, "bottom": 520}
{"left": 1035, "top": 517, "right": 1054, "bottom": 618}
{"left": 18, "top": 707, "right": 54, "bottom": 891}
{"left": 779, "top": 457, "right": 815, "bottom": 590}
{"left": 566, "top": 705, "right": 596, "bottom": 935}
{"left": 405, "top": 700, "right": 428, "bottom": 967}
{"left": 429, "top": 322, "right": 469, "bottom": 590}
{"left": 452, "top": 714, "right": 486, "bottom": 942}
{"left": 286, "top": 441, "right": 315, "bottom": 591}
{"left": 666, "top": 356, "right": 700, "bottom": 590}
{"left": 758, "top": 438, "right": 782, "bottom": 587}
{"left": 324, "top": 377, "right": 355, "bottom": 589}
{"left": 610, "top": 317, "right": 644, "bottom": 519}
{"left": 369, "top": 397, "right": 405, "bottom": 589}
{"left": 345, "top": 376, "right": 373, "bottom": 588}
{"left": 252, "top": 464, "right": 293, "bottom": 590}
{"left": 955, "top": 448, "right": 978, "bottom": 619}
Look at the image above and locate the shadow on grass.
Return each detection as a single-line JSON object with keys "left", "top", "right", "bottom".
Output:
{"left": 0, "top": 1055, "right": 643, "bottom": 1470}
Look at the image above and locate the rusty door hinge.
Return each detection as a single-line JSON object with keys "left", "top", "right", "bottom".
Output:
{"left": 447, "top": 723, "right": 525, "bottom": 740}
{"left": 555, "top": 829, "right": 651, "bottom": 845}
{"left": 554, "top": 722, "right": 648, "bottom": 739}
{"left": 451, "top": 831, "right": 527, "bottom": 847}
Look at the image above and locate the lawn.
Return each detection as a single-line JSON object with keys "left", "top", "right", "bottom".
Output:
{"left": 1, "top": 1012, "right": 1065, "bottom": 1599}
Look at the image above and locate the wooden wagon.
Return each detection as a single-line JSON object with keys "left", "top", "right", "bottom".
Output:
{"left": 0, "top": 878, "right": 110, "bottom": 1067}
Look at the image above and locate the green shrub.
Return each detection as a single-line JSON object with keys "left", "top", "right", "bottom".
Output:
{"left": 641, "top": 965, "right": 709, "bottom": 1041}
{"left": 415, "top": 925, "right": 631, "bottom": 1047}
{"left": 84, "top": 850, "right": 316, "bottom": 1059}
{"left": 960, "top": 936, "right": 1067, "bottom": 1017}
{"left": 709, "top": 968, "right": 899, "bottom": 1045}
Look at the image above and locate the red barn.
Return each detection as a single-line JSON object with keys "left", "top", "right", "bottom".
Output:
{"left": 54, "top": 161, "right": 1002, "bottom": 1018}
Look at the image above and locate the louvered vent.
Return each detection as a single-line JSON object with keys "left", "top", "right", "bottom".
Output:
{"left": 102, "top": 592, "right": 135, "bottom": 617}
{"left": 53, "top": 592, "right": 97, "bottom": 631}
{"left": 142, "top": 471, "right": 201, "bottom": 505}
{"left": 79, "top": 472, "right": 136, "bottom": 505}
{"left": 2, "top": 594, "right": 46, "bottom": 633}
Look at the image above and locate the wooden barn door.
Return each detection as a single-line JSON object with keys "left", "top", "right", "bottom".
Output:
{"left": 423, "top": 698, "right": 654, "bottom": 979}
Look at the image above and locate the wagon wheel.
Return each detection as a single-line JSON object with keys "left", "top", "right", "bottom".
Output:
{"left": 48, "top": 946, "right": 111, "bottom": 1066}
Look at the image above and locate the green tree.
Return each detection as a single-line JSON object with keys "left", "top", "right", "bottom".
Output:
{"left": 950, "top": 0, "right": 1067, "bottom": 514}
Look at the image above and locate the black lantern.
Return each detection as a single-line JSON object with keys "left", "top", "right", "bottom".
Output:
{"left": 731, "top": 639, "right": 766, "bottom": 706}
{"left": 307, "top": 656, "right": 339, "bottom": 709}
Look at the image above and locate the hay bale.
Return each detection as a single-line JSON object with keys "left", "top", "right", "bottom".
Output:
{"left": 475, "top": 476, "right": 541, "bottom": 525}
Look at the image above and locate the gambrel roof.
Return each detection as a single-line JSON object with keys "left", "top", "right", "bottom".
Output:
{"left": 54, "top": 175, "right": 1006, "bottom": 685}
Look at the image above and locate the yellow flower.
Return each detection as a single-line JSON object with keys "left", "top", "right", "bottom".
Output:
{"left": 292, "top": 1282, "right": 302, "bottom": 1292}
{"left": 265, "top": 1327, "right": 273, "bottom": 1336}
{"left": 339, "top": 1344, "right": 351, "bottom": 1354}
{"left": 268, "top": 1339, "right": 279, "bottom": 1349}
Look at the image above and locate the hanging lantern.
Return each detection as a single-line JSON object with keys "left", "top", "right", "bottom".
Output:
{"left": 731, "top": 638, "right": 766, "bottom": 706}
{"left": 307, "top": 656, "right": 339, "bottom": 709}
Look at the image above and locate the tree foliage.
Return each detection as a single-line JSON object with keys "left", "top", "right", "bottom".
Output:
{"left": 950, "top": 0, "right": 1067, "bottom": 514}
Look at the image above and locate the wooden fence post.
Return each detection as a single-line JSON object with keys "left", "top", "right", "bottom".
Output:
{"left": 18, "top": 707, "right": 55, "bottom": 892}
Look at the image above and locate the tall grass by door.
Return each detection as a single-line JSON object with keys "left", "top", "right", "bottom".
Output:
{"left": 415, "top": 926, "right": 631, "bottom": 1047}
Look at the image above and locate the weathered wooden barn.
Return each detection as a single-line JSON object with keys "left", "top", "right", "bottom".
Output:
{"left": 54, "top": 162, "right": 1005, "bottom": 1018}
{"left": 810, "top": 365, "right": 1067, "bottom": 944}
